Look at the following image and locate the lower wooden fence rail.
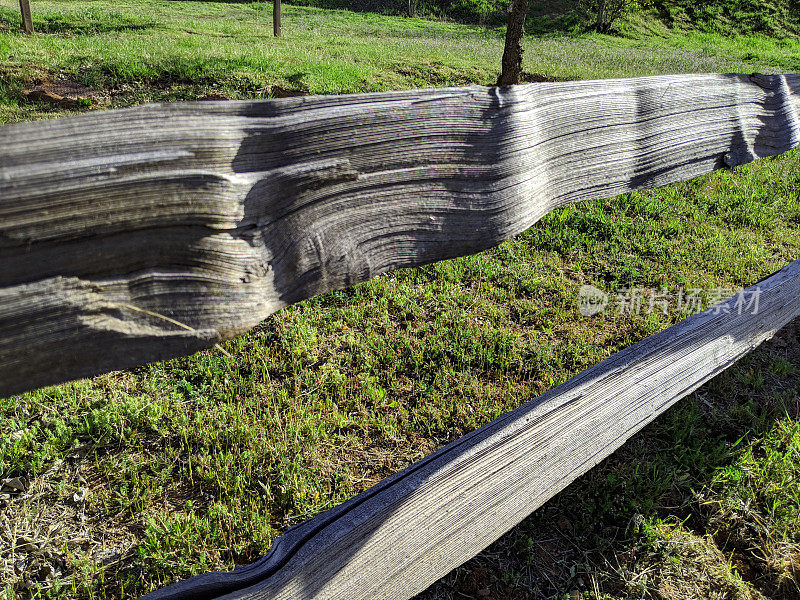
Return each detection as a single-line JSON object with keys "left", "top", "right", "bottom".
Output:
{"left": 143, "top": 259, "right": 800, "bottom": 600}
{"left": 1, "top": 72, "right": 799, "bottom": 599}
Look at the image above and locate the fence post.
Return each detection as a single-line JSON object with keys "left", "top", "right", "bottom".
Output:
{"left": 19, "top": 0, "right": 33, "bottom": 34}
{"left": 273, "top": 0, "right": 281, "bottom": 37}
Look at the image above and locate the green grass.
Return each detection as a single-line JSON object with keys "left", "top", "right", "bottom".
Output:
{"left": 1, "top": 1, "right": 800, "bottom": 598}
{"left": 1, "top": 0, "right": 799, "bottom": 123}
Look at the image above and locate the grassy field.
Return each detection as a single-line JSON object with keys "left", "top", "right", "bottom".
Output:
{"left": 1, "top": 1, "right": 800, "bottom": 598}
{"left": 1, "top": 0, "right": 799, "bottom": 122}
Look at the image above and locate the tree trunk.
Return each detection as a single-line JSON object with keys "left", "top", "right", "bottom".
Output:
{"left": 497, "top": 0, "right": 529, "bottom": 86}
{"left": 18, "top": 0, "right": 33, "bottom": 34}
{"left": 595, "top": 0, "right": 607, "bottom": 32}
{"left": 273, "top": 0, "right": 281, "bottom": 37}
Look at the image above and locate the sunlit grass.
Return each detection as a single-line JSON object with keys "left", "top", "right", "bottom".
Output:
{"left": 1, "top": 0, "right": 798, "bottom": 123}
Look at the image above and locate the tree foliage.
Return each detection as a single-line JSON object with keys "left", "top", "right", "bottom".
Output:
{"left": 581, "top": 0, "right": 651, "bottom": 33}
{"left": 652, "top": 0, "right": 800, "bottom": 36}
{"left": 284, "top": 0, "right": 799, "bottom": 35}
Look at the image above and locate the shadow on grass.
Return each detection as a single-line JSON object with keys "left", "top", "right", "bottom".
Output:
{"left": 158, "top": 0, "right": 583, "bottom": 34}
{"left": 34, "top": 19, "right": 159, "bottom": 35}
{"left": 50, "top": 57, "right": 306, "bottom": 101}
{"left": 0, "top": 6, "right": 160, "bottom": 35}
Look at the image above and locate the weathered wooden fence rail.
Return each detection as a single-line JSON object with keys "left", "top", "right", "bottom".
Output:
{"left": 144, "top": 258, "right": 800, "bottom": 600}
{"left": 1, "top": 72, "right": 799, "bottom": 599}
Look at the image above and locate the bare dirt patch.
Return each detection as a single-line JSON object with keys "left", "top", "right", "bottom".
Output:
{"left": 1, "top": 448, "right": 137, "bottom": 598}
{"left": 197, "top": 93, "right": 231, "bottom": 101}
{"left": 20, "top": 79, "right": 107, "bottom": 109}
{"left": 770, "top": 318, "right": 800, "bottom": 361}
{"left": 521, "top": 72, "right": 565, "bottom": 83}
{"left": 270, "top": 85, "right": 309, "bottom": 99}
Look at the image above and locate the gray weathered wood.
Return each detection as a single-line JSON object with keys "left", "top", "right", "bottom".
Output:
{"left": 3, "top": 73, "right": 800, "bottom": 600}
{"left": 143, "top": 257, "right": 800, "bottom": 600}
{"left": 2, "top": 73, "right": 799, "bottom": 398}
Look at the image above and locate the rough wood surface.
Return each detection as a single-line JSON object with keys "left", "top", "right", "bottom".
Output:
{"left": 1, "top": 73, "right": 799, "bottom": 398}
{"left": 3, "top": 73, "right": 800, "bottom": 600}
{"left": 143, "top": 258, "right": 800, "bottom": 600}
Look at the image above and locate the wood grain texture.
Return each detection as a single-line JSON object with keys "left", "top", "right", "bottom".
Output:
{"left": 3, "top": 73, "right": 800, "bottom": 600}
{"left": 143, "top": 258, "right": 800, "bottom": 600}
{"left": 2, "top": 73, "right": 799, "bottom": 397}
